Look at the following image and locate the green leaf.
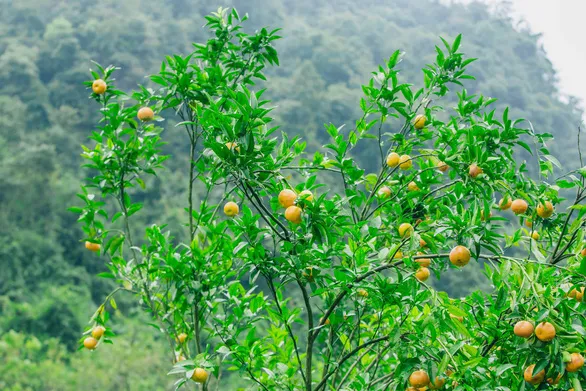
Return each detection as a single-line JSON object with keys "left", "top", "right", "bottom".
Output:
{"left": 556, "top": 179, "right": 577, "bottom": 189}
{"left": 495, "top": 363, "right": 515, "bottom": 376}
{"left": 532, "top": 246, "right": 546, "bottom": 263}
{"left": 387, "top": 50, "right": 401, "bottom": 69}
{"left": 136, "top": 177, "right": 146, "bottom": 189}
{"left": 452, "top": 34, "right": 462, "bottom": 53}
{"left": 447, "top": 305, "right": 467, "bottom": 317}
{"left": 578, "top": 255, "right": 586, "bottom": 275}
{"left": 532, "top": 359, "right": 549, "bottom": 376}
{"left": 542, "top": 154, "right": 562, "bottom": 169}
{"left": 127, "top": 203, "right": 143, "bottom": 216}
{"left": 334, "top": 268, "right": 353, "bottom": 283}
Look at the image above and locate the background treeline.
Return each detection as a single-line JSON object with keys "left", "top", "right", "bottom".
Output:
{"left": 0, "top": 0, "right": 582, "bottom": 389}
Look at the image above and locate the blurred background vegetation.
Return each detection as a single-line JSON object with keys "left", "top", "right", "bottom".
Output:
{"left": 0, "top": 0, "right": 582, "bottom": 389}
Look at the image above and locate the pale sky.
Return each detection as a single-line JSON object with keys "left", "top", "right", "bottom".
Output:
{"left": 455, "top": 0, "right": 586, "bottom": 115}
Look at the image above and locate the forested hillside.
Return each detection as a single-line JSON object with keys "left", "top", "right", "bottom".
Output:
{"left": 0, "top": 0, "right": 582, "bottom": 389}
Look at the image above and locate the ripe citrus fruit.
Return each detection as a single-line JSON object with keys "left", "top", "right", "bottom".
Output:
{"left": 398, "top": 223, "right": 414, "bottom": 238}
{"left": 525, "top": 219, "right": 533, "bottom": 228}
{"left": 415, "top": 255, "right": 431, "bottom": 267}
{"left": 92, "top": 79, "right": 107, "bottom": 94}
{"left": 399, "top": 155, "right": 413, "bottom": 170}
{"left": 469, "top": 163, "right": 483, "bottom": 178}
{"left": 535, "top": 321, "right": 556, "bottom": 342}
{"left": 581, "top": 248, "right": 586, "bottom": 257}
{"left": 408, "top": 181, "right": 420, "bottom": 191}
{"left": 531, "top": 231, "right": 540, "bottom": 240}
{"left": 569, "top": 287, "right": 585, "bottom": 302}
{"left": 499, "top": 197, "right": 512, "bottom": 210}
{"left": 357, "top": 288, "right": 368, "bottom": 298}
{"left": 415, "top": 267, "right": 430, "bottom": 282}
{"left": 420, "top": 239, "right": 427, "bottom": 247}
{"left": 137, "top": 107, "right": 154, "bottom": 121}
{"left": 393, "top": 250, "right": 404, "bottom": 259}
{"left": 413, "top": 114, "right": 427, "bottom": 129}
{"left": 319, "top": 317, "right": 331, "bottom": 326}
{"left": 566, "top": 352, "right": 584, "bottom": 372}
{"left": 523, "top": 364, "right": 545, "bottom": 385}
{"left": 91, "top": 326, "right": 106, "bottom": 339}
{"left": 191, "top": 368, "right": 208, "bottom": 383}
{"left": 429, "top": 376, "right": 447, "bottom": 389}
{"left": 223, "top": 201, "right": 239, "bottom": 217}
{"left": 378, "top": 186, "right": 391, "bottom": 198}
{"left": 409, "top": 370, "right": 430, "bottom": 387}
{"left": 299, "top": 189, "right": 314, "bottom": 202}
{"left": 285, "top": 205, "right": 303, "bottom": 224}
{"left": 303, "top": 267, "right": 315, "bottom": 282}
{"left": 546, "top": 373, "right": 562, "bottom": 385}
{"left": 85, "top": 241, "right": 101, "bottom": 252}
{"left": 536, "top": 201, "right": 554, "bottom": 218}
{"left": 278, "top": 189, "right": 297, "bottom": 208}
{"left": 177, "top": 333, "right": 188, "bottom": 344}
{"left": 449, "top": 245, "right": 471, "bottom": 267}
{"left": 83, "top": 336, "right": 98, "bottom": 350}
{"left": 225, "top": 142, "right": 240, "bottom": 152}
{"left": 511, "top": 199, "right": 528, "bottom": 215}
{"left": 480, "top": 210, "right": 492, "bottom": 221}
{"left": 437, "top": 161, "right": 449, "bottom": 172}
{"left": 513, "top": 320, "right": 534, "bottom": 338}
{"left": 386, "top": 152, "right": 400, "bottom": 167}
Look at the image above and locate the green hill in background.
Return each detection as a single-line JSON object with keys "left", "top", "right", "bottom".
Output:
{"left": 0, "top": 0, "right": 582, "bottom": 389}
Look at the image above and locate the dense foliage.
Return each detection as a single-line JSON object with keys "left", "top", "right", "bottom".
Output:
{"left": 74, "top": 6, "right": 586, "bottom": 391}
{"left": 0, "top": 0, "right": 584, "bottom": 389}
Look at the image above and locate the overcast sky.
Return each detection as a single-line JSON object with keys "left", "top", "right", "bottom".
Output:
{"left": 508, "top": 0, "right": 586, "bottom": 109}
{"left": 454, "top": 0, "right": 586, "bottom": 114}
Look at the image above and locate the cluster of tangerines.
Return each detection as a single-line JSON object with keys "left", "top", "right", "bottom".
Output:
{"left": 497, "top": 196, "right": 554, "bottom": 241}
{"left": 83, "top": 79, "right": 156, "bottom": 252}
{"left": 405, "top": 368, "right": 452, "bottom": 390}
{"left": 514, "top": 319, "right": 584, "bottom": 386}
{"left": 82, "top": 325, "right": 106, "bottom": 350}
{"left": 172, "top": 333, "right": 209, "bottom": 384}
{"left": 223, "top": 185, "right": 315, "bottom": 225}
{"left": 382, "top": 113, "right": 555, "bottom": 219}
{"left": 381, "top": 115, "right": 472, "bottom": 284}
{"left": 399, "top": 234, "right": 458, "bottom": 280}
{"left": 383, "top": 114, "right": 572, "bottom": 390}
{"left": 402, "top": 322, "right": 584, "bottom": 389}
{"left": 379, "top": 114, "right": 476, "bottom": 198}
{"left": 396, "top": 220, "right": 471, "bottom": 284}
{"left": 92, "top": 78, "right": 156, "bottom": 122}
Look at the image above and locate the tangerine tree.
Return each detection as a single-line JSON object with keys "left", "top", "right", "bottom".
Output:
{"left": 71, "top": 7, "right": 586, "bottom": 391}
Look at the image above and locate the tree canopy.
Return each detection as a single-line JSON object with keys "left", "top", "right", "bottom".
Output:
{"left": 0, "top": 1, "right": 583, "bottom": 389}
